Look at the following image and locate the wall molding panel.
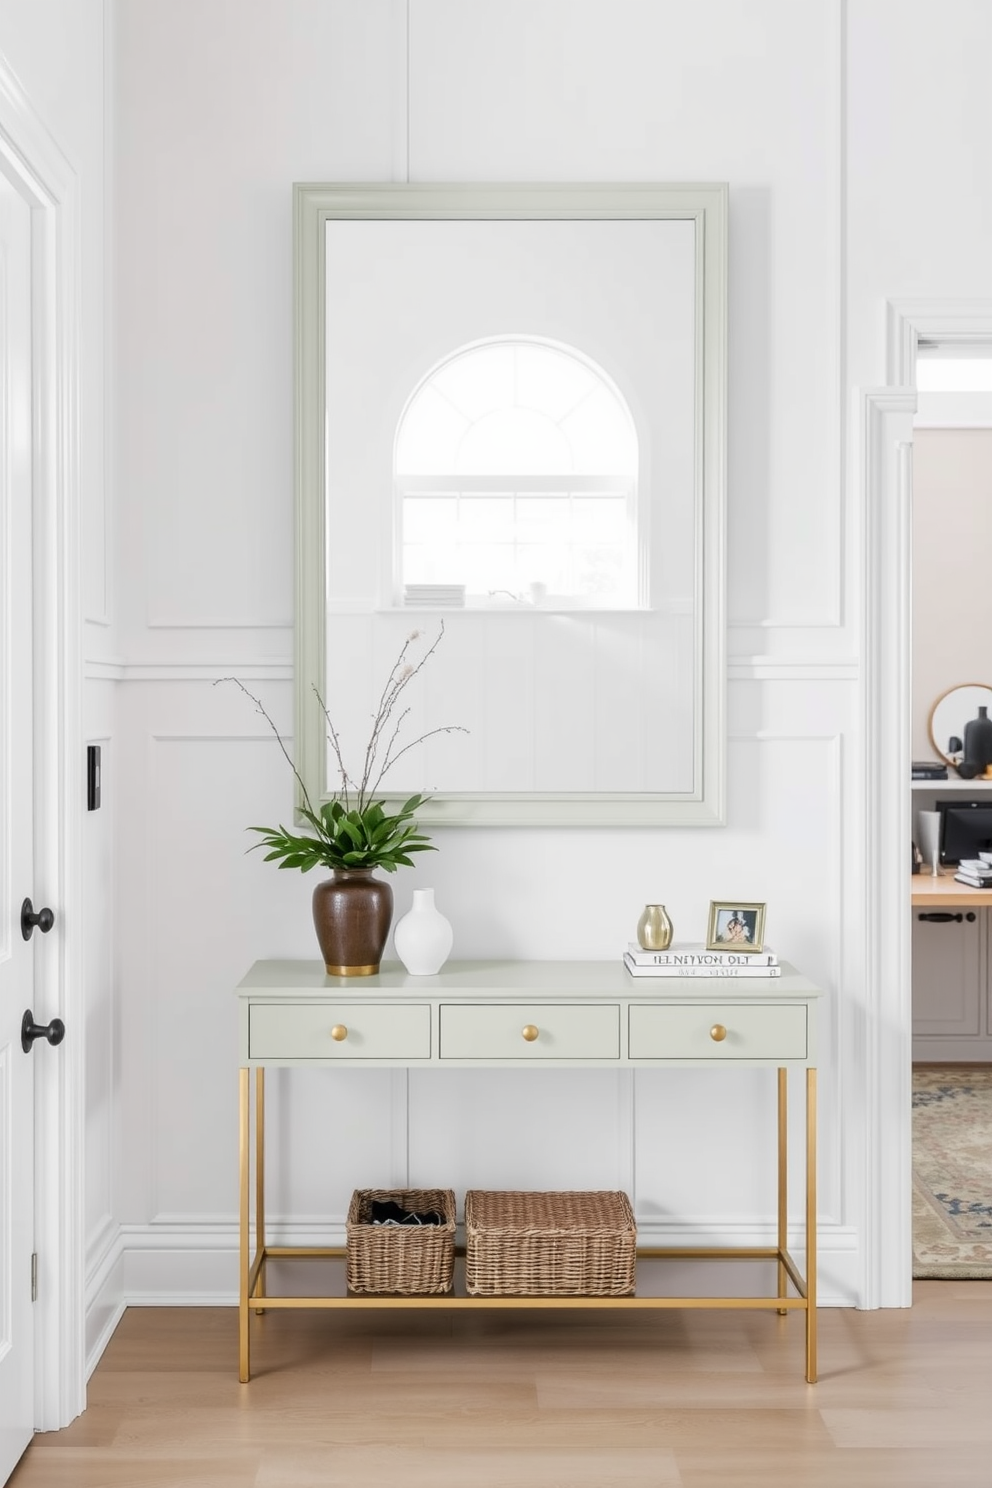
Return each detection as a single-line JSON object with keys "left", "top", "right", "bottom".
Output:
{"left": 726, "top": 730, "right": 845, "bottom": 1226}
{"left": 94, "top": 657, "right": 857, "bottom": 684}
{"left": 86, "top": 660, "right": 293, "bottom": 682}
{"left": 144, "top": 617, "right": 293, "bottom": 631}
{"left": 726, "top": 0, "right": 845, "bottom": 633}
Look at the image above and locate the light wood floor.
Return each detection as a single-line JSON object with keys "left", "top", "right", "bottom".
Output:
{"left": 10, "top": 1282, "right": 992, "bottom": 1487}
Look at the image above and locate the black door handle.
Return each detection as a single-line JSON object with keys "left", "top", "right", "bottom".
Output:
{"left": 21, "top": 1009, "right": 65, "bottom": 1053}
{"left": 917, "top": 911, "right": 977, "bottom": 923}
{"left": 21, "top": 898, "right": 55, "bottom": 941}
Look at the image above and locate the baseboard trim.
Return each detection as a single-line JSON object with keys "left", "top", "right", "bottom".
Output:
{"left": 912, "top": 1038, "right": 992, "bottom": 1061}
{"left": 85, "top": 1220, "right": 125, "bottom": 1377}
{"left": 86, "top": 1300, "right": 127, "bottom": 1381}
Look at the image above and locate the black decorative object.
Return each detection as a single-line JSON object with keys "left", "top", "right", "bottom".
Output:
{"left": 963, "top": 706, "right": 992, "bottom": 774}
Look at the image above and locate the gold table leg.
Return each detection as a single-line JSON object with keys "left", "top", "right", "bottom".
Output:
{"left": 805, "top": 1067, "right": 817, "bottom": 1384}
{"left": 777, "top": 1067, "right": 788, "bottom": 1313}
{"left": 238, "top": 1067, "right": 250, "bottom": 1383}
{"left": 255, "top": 1068, "right": 266, "bottom": 1312}
{"left": 236, "top": 1053, "right": 818, "bottom": 1385}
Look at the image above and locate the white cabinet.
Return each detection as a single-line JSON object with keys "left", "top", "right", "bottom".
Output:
{"left": 910, "top": 781, "right": 992, "bottom": 1060}
{"left": 911, "top": 905, "right": 992, "bottom": 1060}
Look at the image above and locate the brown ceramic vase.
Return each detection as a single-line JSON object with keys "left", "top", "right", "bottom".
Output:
{"left": 312, "top": 869, "right": 393, "bottom": 976}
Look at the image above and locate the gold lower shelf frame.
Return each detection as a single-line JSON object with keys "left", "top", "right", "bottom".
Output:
{"left": 238, "top": 1065, "right": 818, "bottom": 1385}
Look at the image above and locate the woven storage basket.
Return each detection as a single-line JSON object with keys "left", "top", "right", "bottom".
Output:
{"left": 346, "top": 1188, "right": 456, "bottom": 1295}
{"left": 465, "top": 1189, "right": 636, "bottom": 1297}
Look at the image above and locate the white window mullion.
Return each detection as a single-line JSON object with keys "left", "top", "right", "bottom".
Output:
{"left": 399, "top": 473, "right": 629, "bottom": 495}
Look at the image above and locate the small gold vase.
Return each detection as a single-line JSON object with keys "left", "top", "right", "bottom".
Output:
{"left": 637, "top": 904, "right": 673, "bottom": 951}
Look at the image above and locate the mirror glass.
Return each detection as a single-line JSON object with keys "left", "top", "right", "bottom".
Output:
{"left": 929, "top": 683, "right": 992, "bottom": 769}
{"left": 295, "top": 184, "right": 727, "bottom": 826}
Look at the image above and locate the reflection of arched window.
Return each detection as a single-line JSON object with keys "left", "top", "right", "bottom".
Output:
{"left": 394, "top": 338, "right": 640, "bottom": 607}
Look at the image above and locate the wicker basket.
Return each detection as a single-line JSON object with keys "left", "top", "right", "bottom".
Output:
{"left": 346, "top": 1188, "right": 456, "bottom": 1295}
{"left": 465, "top": 1189, "right": 636, "bottom": 1297}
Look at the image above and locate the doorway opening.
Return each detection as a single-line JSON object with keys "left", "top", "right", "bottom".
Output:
{"left": 908, "top": 342, "right": 992, "bottom": 1279}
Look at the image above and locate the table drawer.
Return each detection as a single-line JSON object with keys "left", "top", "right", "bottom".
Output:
{"left": 248, "top": 1002, "right": 431, "bottom": 1060}
{"left": 629, "top": 1003, "right": 808, "bottom": 1061}
{"left": 440, "top": 1003, "right": 619, "bottom": 1060}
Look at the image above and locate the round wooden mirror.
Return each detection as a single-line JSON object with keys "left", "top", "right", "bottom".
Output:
{"left": 928, "top": 682, "right": 992, "bottom": 770}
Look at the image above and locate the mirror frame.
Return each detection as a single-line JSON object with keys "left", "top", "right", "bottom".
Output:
{"left": 928, "top": 681, "right": 992, "bottom": 766}
{"left": 294, "top": 182, "right": 728, "bottom": 826}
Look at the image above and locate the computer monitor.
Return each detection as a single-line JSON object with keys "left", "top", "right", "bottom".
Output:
{"left": 937, "top": 799, "right": 992, "bottom": 865}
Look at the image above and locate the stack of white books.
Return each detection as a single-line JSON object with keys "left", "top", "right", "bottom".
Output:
{"left": 403, "top": 584, "right": 466, "bottom": 608}
{"left": 622, "top": 941, "right": 782, "bottom": 978}
{"left": 954, "top": 853, "right": 992, "bottom": 889}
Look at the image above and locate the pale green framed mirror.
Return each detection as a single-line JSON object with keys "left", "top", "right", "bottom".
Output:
{"left": 294, "top": 182, "right": 727, "bottom": 826}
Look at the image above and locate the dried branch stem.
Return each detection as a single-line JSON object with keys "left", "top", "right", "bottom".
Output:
{"left": 217, "top": 622, "right": 467, "bottom": 815}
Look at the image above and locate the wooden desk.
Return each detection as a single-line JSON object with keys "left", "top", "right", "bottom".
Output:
{"left": 911, "top": 872, "right": 992, "bottom": 908}
{"left": 236, "top": 959, "right": 823, "bottom": 1384}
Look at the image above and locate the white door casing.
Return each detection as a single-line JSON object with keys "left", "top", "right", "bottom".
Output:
{"left": 0, "top": 52, "right": 84, "bottom": 1452}
{"left": 859, "top": 301, "right": 992, "bottom": 1308}
{"left": 859, "top": 388, "right": 915, "bottom": 1308}
{"left": 866, "top": 302, "right": 992, "bottom": 1307}
{"left": 0, "top": 162, "right": 35, "bottom": 1484}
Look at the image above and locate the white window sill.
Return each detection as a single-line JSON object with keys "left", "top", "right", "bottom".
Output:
{"left": 377, "top": 604, "right": 650, "bottom": 615}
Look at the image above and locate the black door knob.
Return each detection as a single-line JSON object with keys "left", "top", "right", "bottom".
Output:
{"left": 21, "top": 898, "right": 55, "bottom": 940}
{"left": 21, "top": 1009, "right": 65, "bottom": 1053}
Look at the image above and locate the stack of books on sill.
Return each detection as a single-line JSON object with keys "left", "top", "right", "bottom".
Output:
{"left": 954, "top": 855, "right": 992, "bottom": 889}
{"left": 912, "top": 759, "right": 949, "bottom": 781}
{"left": 622, "top": 942, "right": 781, "bottom": 978}
{"left": 403, "top": 584, "right": 466, "bottom": 609}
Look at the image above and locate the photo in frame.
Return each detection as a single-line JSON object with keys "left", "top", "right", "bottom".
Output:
{"left": 706, "top": 901, "right": 766, "bottom": 953}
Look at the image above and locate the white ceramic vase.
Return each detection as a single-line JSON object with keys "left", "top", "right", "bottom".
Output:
{"left": 392, "top": 888, "right": 453, "bottom": 975}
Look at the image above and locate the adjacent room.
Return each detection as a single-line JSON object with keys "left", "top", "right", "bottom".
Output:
{"left": 910, "top": 350, "right": 992, "bottom": 1285}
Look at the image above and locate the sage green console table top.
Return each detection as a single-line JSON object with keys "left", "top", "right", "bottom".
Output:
{"left": 236, "top": 958, "right": 822, "bottom": 1383}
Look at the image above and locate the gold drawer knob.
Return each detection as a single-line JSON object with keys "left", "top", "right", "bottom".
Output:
{"left": 709, "top": 1023, "right": 728, "bottom": 1042}
{"left": 521, "top": 1024, "right": 540, "bottom": 1042}
{"left": 330, "top": 1024, "right": 349, "bottom": 1042}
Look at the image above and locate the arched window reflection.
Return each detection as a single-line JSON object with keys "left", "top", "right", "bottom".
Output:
{"left": 395, "top": 339, "right": 640, "bottom": 608}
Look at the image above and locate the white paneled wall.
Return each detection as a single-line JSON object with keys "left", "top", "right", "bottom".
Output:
{"left": 103, "top": 0, "right": 855, "bottom": 1320}
{"left": 62, "top": 0, "right": 992, "bottom": 1349}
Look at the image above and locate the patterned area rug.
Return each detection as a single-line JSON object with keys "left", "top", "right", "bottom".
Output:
{"left": 913, "top": 1066, "right": 992, "bottom": 1278}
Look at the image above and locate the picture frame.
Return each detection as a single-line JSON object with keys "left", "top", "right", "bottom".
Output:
{"left": 706, "top": 901, "right": 766, "bottom": 953}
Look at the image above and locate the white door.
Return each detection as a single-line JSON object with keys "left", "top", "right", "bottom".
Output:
{"left": 0, "top": 165, "right": 38, "bottom": 1483}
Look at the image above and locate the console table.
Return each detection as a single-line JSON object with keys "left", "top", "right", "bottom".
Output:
{"left": 236, "top": 958, "right": 822, "bottom": 1383}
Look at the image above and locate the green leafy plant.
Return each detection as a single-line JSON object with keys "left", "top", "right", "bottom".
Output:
{"left": 247, "top": 791, "right": 435, "bottom": 875}
{"left": 218, "top": 625, "right": 466, "bottom": 875}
